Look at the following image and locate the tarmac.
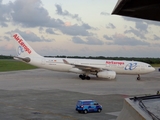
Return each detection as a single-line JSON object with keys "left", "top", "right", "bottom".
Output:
{"left": 0, "top": 68, "right": 159, "bottom": 120}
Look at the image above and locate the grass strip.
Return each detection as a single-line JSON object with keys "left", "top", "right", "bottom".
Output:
{"left": 0, "top": 59, "right": 37, "bottom": 72}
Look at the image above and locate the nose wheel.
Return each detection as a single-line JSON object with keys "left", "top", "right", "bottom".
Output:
{"left": 137, "top": 74, "right": 140, "bottom": 80}
{"left": 79, "top": 74, "right": 90, "bottom": 80}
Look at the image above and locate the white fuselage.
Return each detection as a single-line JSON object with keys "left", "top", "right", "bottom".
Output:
{"left": 28, "top": 56, "right": 155, "bottom": 75}
{"left": 13, "top": 33, "right": 155, "bottom": 80}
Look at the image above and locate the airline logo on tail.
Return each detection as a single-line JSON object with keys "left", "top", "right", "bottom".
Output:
{"left": 13, "top": 33, "right": 32, "bottom": 54}
{"left": 18, "top": 46, "right": 24, "bottom": 55}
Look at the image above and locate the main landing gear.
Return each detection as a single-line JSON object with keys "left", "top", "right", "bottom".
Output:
{"left": 137, "top": 74, "right": 140, "bottom": 80}
{"left": 79, "top": 74, "right": 90, "bottom": 80}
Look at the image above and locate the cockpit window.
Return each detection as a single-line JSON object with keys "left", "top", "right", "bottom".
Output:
{"left": 148, "top": 65, "right": 152, "bottom": 67}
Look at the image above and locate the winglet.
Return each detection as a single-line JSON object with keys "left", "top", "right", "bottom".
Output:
{"left": 63, "top": 59, "right": 70, "bottom": 64}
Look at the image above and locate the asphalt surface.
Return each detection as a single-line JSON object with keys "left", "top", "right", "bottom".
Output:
{"left": 0, "top": 68, "right": 159, "bottom": 120}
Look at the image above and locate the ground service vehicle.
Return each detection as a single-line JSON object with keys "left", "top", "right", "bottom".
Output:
{"left": 75, "top": 100, "right": 102, "bottom": 114}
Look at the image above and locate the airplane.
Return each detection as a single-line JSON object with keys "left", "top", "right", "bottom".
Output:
{"left": 12, "top": 33, "right": 155, "bottom": 80}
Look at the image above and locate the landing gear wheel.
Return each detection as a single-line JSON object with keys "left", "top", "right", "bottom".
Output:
{"left": 137, "top": 77, "right": 140, "bottom": 80}
{"left": 79, "top": 74, "right": 82, "bottom": 78}
{"left": 83, "top": 109, "right": 88, "bottom": 114}
{"left": 137, "top": 74, "right": 140, "bottom": 80}
{"left": 79, "top": 74, "right": 90, "bottom": 80}
{"left": 81, "top": 76, "right": 85, "bottom": 80}
{"left": 79, "top": 74, "right": 86, "bottom": 80}
{"left": 86, "top": 76, "right": 90, "bottom": 80}
{"left": 97, "top": 108, "right": 101, "bottom": 113}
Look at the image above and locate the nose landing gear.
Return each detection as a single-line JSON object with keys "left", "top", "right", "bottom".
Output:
{"left": 137, "top": 74, "right": 140, "bottom": 80}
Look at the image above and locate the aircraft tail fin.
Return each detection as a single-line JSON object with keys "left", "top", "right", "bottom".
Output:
{"left": 13, "top": 33, "right": 41, "bottom": 58}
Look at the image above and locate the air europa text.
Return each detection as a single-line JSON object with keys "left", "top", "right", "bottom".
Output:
{"left": 13, "top": 34, "right": 31, "bottom": 54}
{"left": 106, "top": 61, "right": 124, "bottom": 65}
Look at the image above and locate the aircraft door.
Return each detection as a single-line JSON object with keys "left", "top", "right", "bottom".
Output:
{"left": 140, "top": 65, "right": 145, "bottom": 71}
{"left": 136, "top": 65, "right": 141, "bottom": 73}
{"left": 41, "top": 58, "right": 45, "bottom": 65}
{"left": 74, "top": 60, "right": 79, "bottom": 65}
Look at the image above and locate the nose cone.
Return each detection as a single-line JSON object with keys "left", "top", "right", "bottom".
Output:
{"left": 151, "top": 67, "right": 155, "bottom": 72}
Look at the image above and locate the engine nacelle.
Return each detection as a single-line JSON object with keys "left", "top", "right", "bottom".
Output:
{"left": 97, "top": 70, "right": 116, "bottom": 79}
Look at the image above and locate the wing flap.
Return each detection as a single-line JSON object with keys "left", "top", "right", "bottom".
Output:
{"left": 63, "top": 59, "right": 108, "bottom": 72}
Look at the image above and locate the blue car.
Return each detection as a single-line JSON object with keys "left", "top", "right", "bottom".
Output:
{"left": 75, "top": 100, "right": 102, "bottom": 114}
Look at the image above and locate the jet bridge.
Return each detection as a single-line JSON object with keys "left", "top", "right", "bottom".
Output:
{"left": 117, "top": 92, "right": 160, "bottom": 120}
{"left": 112, "top": 0, "right": 160, "bottom": 22}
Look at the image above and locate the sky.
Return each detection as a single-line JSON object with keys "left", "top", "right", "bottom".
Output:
{"left": 0, "top": 0, "right": 160, "bottom": 58}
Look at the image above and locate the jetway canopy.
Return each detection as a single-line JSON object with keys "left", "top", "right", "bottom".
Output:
{"left": 112, "top": 0, "right": 160, "bottom": 22}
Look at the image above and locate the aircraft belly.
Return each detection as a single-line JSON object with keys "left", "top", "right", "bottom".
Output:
{"left": 110, "top": 68, "right": 138, "bottom": 75}
{"left": 47, "top": 64, "right": 72, "bottom": 72}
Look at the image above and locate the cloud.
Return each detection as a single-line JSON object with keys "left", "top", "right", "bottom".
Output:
{"left": 0, "top": 44, "right": 13, "bottom": 50}
{"left": 153, "top": 34, "right": 160, "bottom": 41}
{"left": 82, "top": 23, "right": 92, "bottom": 29}
{"left": 135, "top": 21, "right": 148, "bottom": 33}
{"left": 55, "top": 4, "right": 81, "bottom": 22}
{"left": 72, "top": 37, "right": 85, "bottom": 44}
{"left": 111, "top": 33, "right": 149, "bottom": 46}
{"left": 64, "top": 22, "right": 71, "bottom": 26}
{"left": 0, "top": 0, "right": 12, "bottom": 27}
{"left": 100, "top": 12, "right": 110, "bottom": 16}
{"left": 46, "top": 28, "right": 55, "bottom": 34}
{"left": 147, "top": 20, "right": 160, "bottom": 26}
{"left": 10, "top": 0, "right": 64, "bottom": 28}
{"left": 123, "top": 17, "right": 159, "bottom": 33}
{"left": 72, "top": 37, "right": 104, "bottom": 45}
{"left": 0, "top": 0, "right": 94, "bottom": 37}
{"left": 123, "top": 16, "right": 160, "bottom": 27}
{"left": 59, "top": 23, "right": 92, "bottom": 36}
{"left": 72, "top": 33, "right": 149, "bottom": 46}
{"left": 7, "top": 29, "right": 53, "bottom": 42}
{"left": 86, "top": 37, "right": 104, "bottom": 45}
{"left": 103, "top": 35, "right": 113, "bottom": 40}
{"left": 4, "top": 36, "right": 10, "bottom": 41}
{"left": 39, "top": 27, "right": 44, "bottom": 32}
{"left": 106, "top": 23, "right": 116, "bottom": 29}
{"left": 124, "top": 27, "right": 146, "bottom": 39}
{"left": 5, "top": 44, "right": 13, "bottom": 50}
{"left": 0, "top": 36, "right": 2, "bottom": 41}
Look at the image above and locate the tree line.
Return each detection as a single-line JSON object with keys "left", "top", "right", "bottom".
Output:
{"left": 1, "top": 55, "right": 160, "bottom": 64}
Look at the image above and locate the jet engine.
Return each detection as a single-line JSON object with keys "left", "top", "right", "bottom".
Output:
{"left": 97, "top": 70, "right": 116, "bottom": 79}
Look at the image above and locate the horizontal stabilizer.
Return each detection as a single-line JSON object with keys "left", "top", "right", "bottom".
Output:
{"left": 14, "top": 56, "right": 31, "bottom": 63}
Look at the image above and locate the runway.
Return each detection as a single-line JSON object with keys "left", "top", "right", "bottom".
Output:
{"left": 0, "top": 68, "right": 159, "bottom": 120}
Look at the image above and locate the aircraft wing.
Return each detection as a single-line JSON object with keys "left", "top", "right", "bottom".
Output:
{"left": 63, "top": 59, "right": 108, "bottom": 72}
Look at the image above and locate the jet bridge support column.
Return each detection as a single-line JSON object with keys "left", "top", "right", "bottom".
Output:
{"left": 117, "top": 95, "right": 160, "bottom": 120}
{"left": 116, "top": 99, "right": 145, "bottom": 120}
